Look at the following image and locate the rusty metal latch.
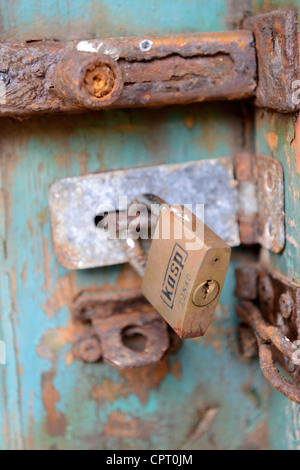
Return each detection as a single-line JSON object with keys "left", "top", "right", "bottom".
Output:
{"left": 0, "top": 9, "right": 298, "bottom": 116}
{"left": 73, "top": 288, "right": 181, "bottom": 369}
{"left": 235, "top": 264, "right": 300, "bottom": 405}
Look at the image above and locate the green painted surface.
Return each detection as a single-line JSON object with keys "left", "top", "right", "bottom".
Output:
{"left": 0, "top": 106, "right": 271, "bottom": 450}
{"left": 255, "top": 110, "right": 300, "bottom": 450}
{"left": 0, "top": 0, "right": 234, "bottom": 41}
{"left": 255, "top": 112, "right": 300, "bottom": 283}
{"left": 252, "top": 1, "right": 300, "bottom": 450}
{"left": 0, "top": 0, "right": 299, "bottom": 450}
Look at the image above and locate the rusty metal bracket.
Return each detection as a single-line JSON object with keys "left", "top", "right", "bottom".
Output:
{"left": 243, "top": 8, "right": 299, "bottom": 114}
{"left": 72, "top": 288, "right": 180, "bottom": 370}
{"left": 235, "top": 264, "right": 300, "bottom": 404}
{"left": 0, "top": 31, "right": 256, "bottom": 117}
{"left": 0, "top": 8, "right": 299, "bottom": 116}
{"left": 236, "top": 153, "right": 285, "bottom": 253}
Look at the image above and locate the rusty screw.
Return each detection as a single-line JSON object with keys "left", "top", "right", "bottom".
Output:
{"left": 75, "top": 334, "right": 102, "bottom": 363}
{"left": 53, "top": 51, "right": 123, "bottom": 109}
{"left": 279, "top": 292, "right": 294, "bottom": 320}
{"left": 83, "top": 63, "right": 116, "bottom": 99}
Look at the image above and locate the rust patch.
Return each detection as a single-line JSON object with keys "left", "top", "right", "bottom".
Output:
{"left": 291, "top": 115, "right": 300, "bottom": 177}
{"left": 184, "top": 115, "right": 195, "bottom": 130}
{"left": 28, "top": 391, "right": 34, "bottom": 449}
{"left": 1, "top": 371, "right": 10, "bottom": 448}
{"left": 42, "top": 372, "right": 67, "bottom": 437}
{"left": 42, "top": 237, "right": 51, "bottom": 293}
{"left": 171, "top": 360, "right": 181, "bottom": 381}
{"left": 120, "top": 356, "right": 170, "bottom": 406}
{"left": 65, "top": 351, "right": 74, "bottom": 367}
{"left": 93, "top": 379, "right": 127, "bottom": 404}
{"left": 20, "top": 263, "right": 28, "bottom": 289}
{"left": 42, "top": 271, "right": 77, "bottom": 318}
{"left": 265, "top": 131, "right": 278, "bottom": 154}
{"left": 37, "top": 319, "right": 85, "bottom": 366}
{"left": 105, "top": 412, "right": 156, "bottom": 440}
{"left": 93, "top": 357, "right": 178, "bottom": 407}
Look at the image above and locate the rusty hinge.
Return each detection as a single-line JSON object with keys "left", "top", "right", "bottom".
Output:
{"left": 236, "top": 152, "right": 285, "bottom": 253}
{"left": 0, "top": 8, "right": 298, "bottom": 117}
{"left": 72, "top": 288, "right": 181, "bottom": 369}
{"left": 235, "top": 264, "right": 300, "bottom": 404}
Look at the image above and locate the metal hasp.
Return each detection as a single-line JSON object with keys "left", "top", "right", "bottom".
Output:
{"left": 0, "top": 8, "right": 298, "bottom": 117}
{"left": 49, "top": 154, "right": 284, "bottom": 270}
{"left": 235, "top": 264, "right": 300, "bottom": 404}
{"left": 72, "top": 288, "right": 181, "bottom": 370}
{"left": 49, "top": 158, "right": 240, "bottom": 270}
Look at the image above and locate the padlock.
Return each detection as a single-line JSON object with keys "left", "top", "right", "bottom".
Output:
{"left": 123, "top": 194, "right": 231, "bottom": 339}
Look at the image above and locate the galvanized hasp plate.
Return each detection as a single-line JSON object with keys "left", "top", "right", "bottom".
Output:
{"left": 49, "top": 158, "right": 239, "bottom": 270}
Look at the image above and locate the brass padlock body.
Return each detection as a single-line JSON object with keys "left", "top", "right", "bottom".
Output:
{"left": 142, "top": 206, "right": 231, "bottom": 339}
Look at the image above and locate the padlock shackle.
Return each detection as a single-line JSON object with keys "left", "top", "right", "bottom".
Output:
{"left": 125, "top": 194, "right": 166, "bottom": 277}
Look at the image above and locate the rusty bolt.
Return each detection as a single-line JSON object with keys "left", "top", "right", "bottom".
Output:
{"left": 75, "top": 334, "right": 102, "bottom": 363}
{"left": 53, "top": 51, "right": 123, "bottom": 108}
{"left": 279, "top": 292, "right": 294, "bottom": 320}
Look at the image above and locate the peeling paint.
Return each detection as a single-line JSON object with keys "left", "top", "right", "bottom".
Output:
{"left": 42, "top": 372, "right": 67, "bottom": 437}
{"left": 265, "top": 131, "right": 279, "bottom": 154}
{"left": 105, "top": 412, "right": 156, "bottom": 440}
{"left": 291, "top": 116, "right": 300, "bottom": 178}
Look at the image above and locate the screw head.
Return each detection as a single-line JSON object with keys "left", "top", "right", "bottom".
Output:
{"left": 83, "top": 63, "right": 116, "bottom": 99}
{"left": 76, "top": 335, "right": 102, "bottom": 363}
{"left": 193, "top": 280, "right": 220, "bottom": 307}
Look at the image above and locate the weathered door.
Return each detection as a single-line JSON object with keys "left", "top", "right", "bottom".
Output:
{"left": 0, "top": 0, "right": 299, "bottom": 450}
